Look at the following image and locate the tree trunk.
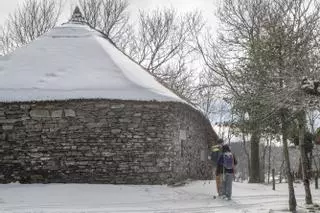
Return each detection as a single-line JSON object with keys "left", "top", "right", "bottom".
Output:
{"left": 260, "top": 143, "right": 267, "bottom": 183}
{"left": 298, "top": 158, "right": 302, "bottom": 179}
{"left": 313, "top": 157, "right": 319, "bottom": 188}
{"left": 281, "top": 113, "right": 296, "bottom": 211}
{"left": 268, "top": 140, "right": 272, "bottom": 184}
{"left": 298, "top": 111, "right": 313, "bottom": 204}
{"left": 309, "top": 151, "right": 313, "bottom": 178}
{"left": 249, "top": 131, "right": 260, "bottom": 183}
{"left": 279, "top": 159, "right": 285, "bottom": 183}
{"left": 242, "top": 132, "right": 251, "bottom": 181}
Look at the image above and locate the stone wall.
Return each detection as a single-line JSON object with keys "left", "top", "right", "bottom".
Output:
{"left": 170, "top": 104, "right": 217, "bottom": 182}
{"left": 0, "top": 99, "right": 217, "bottom": 184}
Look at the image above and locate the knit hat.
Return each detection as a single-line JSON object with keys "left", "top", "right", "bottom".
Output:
{"left": 222, "top": 144, "right": 231, "bottom": 152}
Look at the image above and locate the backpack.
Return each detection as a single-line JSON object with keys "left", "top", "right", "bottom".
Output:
{"left": 211, "top": 145, "right": 222, "bottom": 166}
{"left": 223, "top": 152, "right": 234, "bottom": 170}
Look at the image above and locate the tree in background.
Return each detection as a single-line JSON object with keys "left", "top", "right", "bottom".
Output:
{"left": 194, "top": 0, "right": 320, "bottom": 210}
{"left": 195, "top": 68, "right": 223, "bottom": 120}
{"left": 127, "top": 8, "right": 205, "bottom": 102}
{"left": 0, "top": 0, "right": 62, "bottom": 55}
{"left": 258, "top": 0, "right": 320, "bottom": 206}
{"left": 194, "top": 0, "right": 274, "bottom": 184}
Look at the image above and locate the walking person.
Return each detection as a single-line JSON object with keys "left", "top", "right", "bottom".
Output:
{"left": 210, "top": 138, "right": 224, "bottom": 197}
{"left": 218, "top": 144, "right": 237, "bottom": 200}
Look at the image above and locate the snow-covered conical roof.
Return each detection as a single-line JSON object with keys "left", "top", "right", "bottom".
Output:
{"left": 0, "top": 8, "right": 184, "bottom": 103}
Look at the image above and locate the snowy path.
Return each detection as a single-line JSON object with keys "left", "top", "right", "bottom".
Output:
{"left": 0, "top": 181, "right": 317, "bottom": 213}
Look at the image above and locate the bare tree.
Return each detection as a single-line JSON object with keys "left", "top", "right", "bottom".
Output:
{"left": 271, "top": 0, "right": 320, "bottom": 206}
{"left": 79, "top": 0, "right": 132, "bottom": 50}
{"left": 157, "top": 51, "right": 198, "bottom": 102}
{"left": 0, "top": 0, "right": 62, "bottom": 55}
{"left": 127, "top": 8, "right": 206, "bottom": 102}
{"left": 195, "top": 0, "right": 320, "bottom": 210}
{"left": 193, "top": 0, "right": 270, "bottom": 184}
{"left": 131, "top": 9, "right": 201, "bottom": 72}
{"left": 194, "top": 66, "right": 226, "bottom": 122}
{"left": 130, "top": 8, "right": 182, "bottom": 73}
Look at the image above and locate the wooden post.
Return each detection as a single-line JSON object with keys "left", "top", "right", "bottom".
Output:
{"left": 272, "top": 169, "right": 275, "bottom": 190}
{"left": 315, "top": 171, "right": 319, "bottom": 189}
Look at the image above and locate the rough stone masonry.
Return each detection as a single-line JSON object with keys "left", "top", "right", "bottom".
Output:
{"left": 0, "top": 99, "right": 217, "bottom": 184}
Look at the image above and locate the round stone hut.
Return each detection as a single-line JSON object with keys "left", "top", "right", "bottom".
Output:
{"left": 0, "top": 9, "right": 217, "bottom": 184}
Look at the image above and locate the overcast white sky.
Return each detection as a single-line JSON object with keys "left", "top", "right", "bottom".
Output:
{"left": 0, "top": 0, "right": 219, "bottom": 28}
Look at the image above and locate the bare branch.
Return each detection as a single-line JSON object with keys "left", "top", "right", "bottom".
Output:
{"left": 79, "top": 0, "right": 131, "bottom": 48}
{"left": 0, "top": 0, "right": 62, "bottom": 55}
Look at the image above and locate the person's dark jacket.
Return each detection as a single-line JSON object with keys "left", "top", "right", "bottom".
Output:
{"left": 216, "top": 148, "right": 238, "bottom": 175}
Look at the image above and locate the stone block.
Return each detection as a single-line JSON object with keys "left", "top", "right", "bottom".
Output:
{"left": 119, "top": 118, "right": 130, "bottom": 123}
{"left": 111, "top": 104, "right": 125, "bottom": 109}
{"left": 95, "top": 103, "right": 110, "bottom": 108}
{"left": 64, "top": 109, "right": 76, "bottom": 117}
{"left": 128, "top": 124, "right": 139, "bottom": 129}
{"left": 78, "top": 161, "right": 89, "bottom": 166}
{"left": 62, "top": 146, "right": 71, "bottom": 150}
{"left": 111, "top": 129, "right": 121, "bottom": 134}
{"left": 3, "top": 155, "right": 14, "bottom": 160}
{"left": 142, "top": 115, "right": 151, "bottom": 119}
{"left": 102, "top": 152, "right": 116, "bottom": 157}
{"left": 30, "top": 110, "right": 50, "bottom": 118}
{"left": 20, "top": 105, "right": 31, "bottom": 110}
{"left": 7, "top": 133, "right": 16, "bottom": 141}
{"left": 0, "top": 119, "right": 19, "bottom": 124}
{"left": 145, "top": 151, "right": 156, "bottom": 155}
{"left": 51, "top": 110, "right": 63, "bottom": 118}
{"left": 107, "top": 112, "right": 116, "bottom": 116}
{"left": 147, "top": 127, "right": 156, "bottom": 131}
{"left": 2, "top": 125, "right": 13, "bottom": 130}
{"left": 30, "top": 153, "right": 43, "bottom": 158}
{"left": 21, "top": 115, "right": 30, "bottom": 121}
{"left": 65, "top": 161, "right": 76, "bottom": 166}
{"left": 40, "top": 157, "right": 51, "bottom": 161}
{"left": 78, "top": 146, "right": 90, "bottom": 151}
{"left": 68, "top": 126, "right": 82, "bottom": 131}
{"left": 84, "top": 152, "right": 94, "bottom": 157}
{"left": 147, "top": 167, "right": 160, "bottom": 173}
{"left": 87, "top": 122, "right": 104, "bottom": 129}
{"left": 145, "top": 104, "right": 160, "bottom": 109}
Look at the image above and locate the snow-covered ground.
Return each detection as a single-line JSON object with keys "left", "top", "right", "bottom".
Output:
{"left": 0, "top": 180, "right": 318, "bottom": 213}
